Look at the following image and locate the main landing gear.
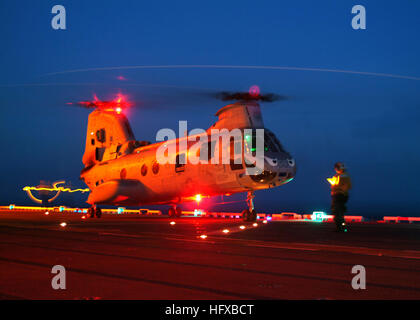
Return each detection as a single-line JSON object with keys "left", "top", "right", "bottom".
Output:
{"left": 88, "top": 205, "right": 102, "bottom": 218}
{"left": 242, "top": 191, "right": 257, "bottom": 222}
{"left": 168, "top": 205, "right": 182, "bottom": 218}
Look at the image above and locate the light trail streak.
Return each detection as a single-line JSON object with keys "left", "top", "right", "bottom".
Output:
{"left": 43, "top": 65, "right": 420, "bottom": 81}
{"left": 22, "top": 181, "right": 90, "bottom": 204}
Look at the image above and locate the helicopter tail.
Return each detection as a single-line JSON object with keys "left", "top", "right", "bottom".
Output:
{"left": 82, "top": 109, "right": 135, "bottom": 168}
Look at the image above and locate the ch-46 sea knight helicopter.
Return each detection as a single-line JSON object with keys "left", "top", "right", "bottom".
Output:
{"left": 73, "top": 87, "right": 296, "bottom": 221}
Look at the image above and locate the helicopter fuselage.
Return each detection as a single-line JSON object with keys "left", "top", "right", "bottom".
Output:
{"left": 80, "top": 101, "right": 296, "bottom": 207}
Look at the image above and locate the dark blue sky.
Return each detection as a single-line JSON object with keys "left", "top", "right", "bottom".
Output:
{"left": 1, "top": 0, "right": 419, "bottom": 216}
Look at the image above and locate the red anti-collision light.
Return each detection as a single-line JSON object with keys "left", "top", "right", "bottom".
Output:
{"left": 249, "top": 85, "right": 260, "bottom": 98}
{"left": 71, "top": 93, "right": 132, "bottom": 111}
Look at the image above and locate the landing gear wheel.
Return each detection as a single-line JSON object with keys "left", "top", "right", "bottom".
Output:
{"left": 88, "top": 207, "right": 95, "bottom": 218}
{"left": 242, "top": 209, "right": 250, "bottom": 222}
{"left": 249, "top": 209, "right": 257, "bottom": 222}
{"left": 95, "top": 208, "right": 102, "bottom": 218}
{"left": 175, "top": 207, "right": 182, "bottom": 218}
{"left": 168, "top": 207, "right": 176, "bottom": 218}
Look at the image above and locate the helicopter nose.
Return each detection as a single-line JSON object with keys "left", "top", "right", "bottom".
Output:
{"left": 264, "top": 156, "right": 279, "bottom": 167}
{"left": 264, "top": 153, "right": 296, "bottom": 183}
{"left": 248, "top": 153, "right": 296, "bottom": 185}
{"left": 272, "top": 155, "right": 296, "bottom": 183}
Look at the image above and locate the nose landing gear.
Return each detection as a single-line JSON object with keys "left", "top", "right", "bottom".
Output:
{"left": 242, "top": 191, "right": 257, "bottom": 222}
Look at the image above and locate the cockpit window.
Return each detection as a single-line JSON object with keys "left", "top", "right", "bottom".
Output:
{"left": 264, "top": 132, "right": 279, "bottom": 152}
{"left": 244, "top": 129, "right": 287, "bottom": 155}
{"left": 267, "top": 130, "right": 287, "bottom": 153}
{"left": 244, "top": 130, "right": 263, "bottom": 154}
{"left": 272, "top": 136, "right": 286, "bottom": 153}
{"left": 244, "top": 130, "right": 278, "bottom": 154}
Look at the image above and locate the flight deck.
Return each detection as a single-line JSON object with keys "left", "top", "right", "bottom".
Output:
{"left": 0, "top": 210, "right": 419, "bottom": 299}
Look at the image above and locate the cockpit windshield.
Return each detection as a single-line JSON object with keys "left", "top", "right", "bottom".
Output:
{"left": 245, "top": 130, "right": 280, "bottom": 153}
{"left": 266, "top": 130, "right": 286, "bottom": 153}
{"left": 244, "top": 129, "right": 282, "bottom": 154}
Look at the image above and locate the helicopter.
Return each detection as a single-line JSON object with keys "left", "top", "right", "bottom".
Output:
{"left": 74, "top": 87, "right": 296, "bottom": 221}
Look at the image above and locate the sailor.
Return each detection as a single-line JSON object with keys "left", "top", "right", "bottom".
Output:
{"left": 329, "top": 162, "right": 352, "bottom": 232}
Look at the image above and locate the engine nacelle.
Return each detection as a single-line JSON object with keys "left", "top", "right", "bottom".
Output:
{"left": 211, "top": 101, "right": 264, "bottom": 130}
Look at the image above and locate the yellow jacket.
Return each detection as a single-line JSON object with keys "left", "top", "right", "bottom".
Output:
{"left": 331, "top": 171, "right": 352, "bottom": 196}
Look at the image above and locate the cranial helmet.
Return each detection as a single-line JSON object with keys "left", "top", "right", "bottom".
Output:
{"left": 334, "top": 162, "right": 345, "bottom": 171}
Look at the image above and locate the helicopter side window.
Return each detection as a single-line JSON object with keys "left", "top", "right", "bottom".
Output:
{"left": 152, "top": 162, "right": 159, "bottom": 174}
{"left": 96, "top": 128, "right": 106, "bottom": 143}
{"left": 141, "top": 164, "right": 147, "bottom": 176}
{"left": 230, "top": 137, "right": 243, "bottom": 170}
{"left": 95, "top": 147, "right": 106, "bottom": 161}
{"left": 175, "top": 153, "right": 186, "bottom": 173}
{"left": 199, "top": 143, "right": 208, "bottom": 162}
{"left": 199, "top": 139, "right": 215, "bottom": 163}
